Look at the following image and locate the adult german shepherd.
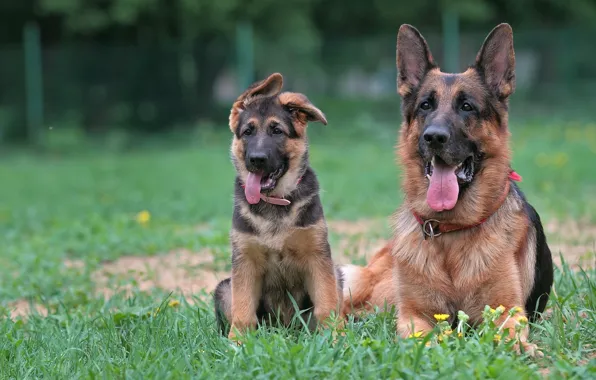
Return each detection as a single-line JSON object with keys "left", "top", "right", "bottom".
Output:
{"left": 213, "top": 73, "right": 343, "bottom": 340}
{"left": 341, "top": 24, "right": 553, "bottom": 355}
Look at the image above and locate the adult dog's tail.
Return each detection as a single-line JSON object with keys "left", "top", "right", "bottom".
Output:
{"left": 340, "top": 243, "right": 397, "bottom": 316}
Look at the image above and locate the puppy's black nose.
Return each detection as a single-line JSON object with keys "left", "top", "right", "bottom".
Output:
{"left": 423, "top": 125, "right": 450, "bottom": 148}
{"left": 248, "top": 153, "right": 268, "bottom": 169}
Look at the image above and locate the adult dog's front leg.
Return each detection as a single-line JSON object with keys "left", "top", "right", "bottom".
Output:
{"left": 494, "top": 306, "right": 542, "bottom": 357}
{"left": 396, "top": 310, "right": 435, "bottom": 338}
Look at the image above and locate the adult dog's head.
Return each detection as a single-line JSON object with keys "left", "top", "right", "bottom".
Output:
{"left": 396, "top": 24, "right": 515, "bottom": 223}
{"left": 229, "top": 73, "right": 327, "bottom": 204}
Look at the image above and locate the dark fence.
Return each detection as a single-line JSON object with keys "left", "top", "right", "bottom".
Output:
{"left": 1, "top": 26, "right": 595, "bottom": 142}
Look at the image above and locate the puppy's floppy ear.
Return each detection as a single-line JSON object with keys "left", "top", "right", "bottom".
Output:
{"left": 475, "top": 23, "right": 516, "bottom": 100}
{"left": 278, "top": 92, "right": 327, "bottom": 135}
{"left": 229, "top": 73, "right": 284, "bottom": 133}
{"left": 396, "top": 24, "right": 436, "bottom": 98}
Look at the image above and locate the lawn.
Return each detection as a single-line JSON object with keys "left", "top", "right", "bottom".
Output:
{"left": 0, "top": 115, "right": 595, "bottom": 378}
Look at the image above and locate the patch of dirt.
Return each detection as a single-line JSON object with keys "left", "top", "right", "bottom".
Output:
{"left": 6, "top": 300, "right": 48, "bottom": 319}
{"left": 64, "top": 259, "right": 85, "bottom": 269}
{"left": 545, "top": 218, "right": 596, "bottom": 269}
{"left": 328, "top": 219, "right": 382, "bottom": 236}
{"left": 9, "top": 217, "right": 594, "bottom": 321}
{"left": 327, "top": 219, "right": 388, "bottom": 265}
{"left": 578, "top": 350, "right": 596, "bottom": 367}
{"left": 91, "top": 248, "right": 229, "bottom": 300}
{"left": 333, "top": 237, "right": 388, "bottom": 266}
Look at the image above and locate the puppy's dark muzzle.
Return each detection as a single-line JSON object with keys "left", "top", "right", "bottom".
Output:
{"left": 246, "top": 152, "right": 269, "bottom": 172}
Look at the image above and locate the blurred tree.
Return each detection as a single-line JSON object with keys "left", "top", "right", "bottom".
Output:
{"left": 39, "top": 0, "right": 321, "bottom": 130}
{"left": 312, "top": 0, "right": 596, "bottom": 91}
{"left": 1, "top": 0, "right": 591, "bottom": 138}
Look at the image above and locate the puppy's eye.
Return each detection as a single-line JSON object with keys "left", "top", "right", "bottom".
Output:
{"left": 271, "top": 124, "right": 283, "bottom": 135}
{"left": 461, "top": 102, "right": 473, "bottom": 112}
{"left": 242, "top": 127, "right": 253, "bottom": 136}
{"left": 420, "top": 101, "right": 431, "bottom": 111}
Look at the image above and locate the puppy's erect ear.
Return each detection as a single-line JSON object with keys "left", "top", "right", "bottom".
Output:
{"left": 229, "top": 73, "right": 284, "bottom": 132}
{"left": 396, "top": 24, "right": 436, "bottom": 98}
{"left": 278, "top": 92, "right": 327, "bottom": 136}
{"left": 475, "top": 23, "right": 516, "bottom": 100}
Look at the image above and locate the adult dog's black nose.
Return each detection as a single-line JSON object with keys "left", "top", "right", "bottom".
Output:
{"left": 248, "top": 152, "right": 268, "bottom": 169}
{"left": 423, "top": 125, "right": 450, "bottom": 148}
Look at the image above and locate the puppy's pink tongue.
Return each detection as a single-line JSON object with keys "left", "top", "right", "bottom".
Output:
{"left": 245, "top": 172, "right": 263, "bottom": 204}
{"left": 427, "top": 161, "right": 459, "bottom": 212}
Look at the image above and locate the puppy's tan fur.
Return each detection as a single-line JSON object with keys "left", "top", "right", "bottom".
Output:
{"left": 214, "top": 73, "right": 343, "bottom": 340}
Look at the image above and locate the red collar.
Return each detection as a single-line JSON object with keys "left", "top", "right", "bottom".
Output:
{"left": 413, "top": 170, "right": 522, "bottom": 239}
{"left": 241, "top": 176, "right": 303, "bottom": 206}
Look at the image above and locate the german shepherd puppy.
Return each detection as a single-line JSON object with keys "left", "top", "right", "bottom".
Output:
{"left": 213, "top": 73, "right": 343, "bottom": 340}
{"left": 341, "top": 24, "right": 553, "bottom": 355}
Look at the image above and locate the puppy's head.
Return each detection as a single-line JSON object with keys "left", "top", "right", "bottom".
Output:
{"left": 229, "top": 73, "right": 327, "bottom": 203}
{"left": 396, "top": 24, "right": 515, "bottom": 219}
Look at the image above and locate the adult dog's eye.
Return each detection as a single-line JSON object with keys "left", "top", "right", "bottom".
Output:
{"left": 461, "top": 102, "right": 473, "bottom": 112}
{"left": 420, "top": 101, "right": 431, "bottom": 111}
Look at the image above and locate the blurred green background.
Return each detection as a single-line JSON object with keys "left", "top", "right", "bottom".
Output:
{"left": 1, "top": 0, "right": 596, "bottom": 143}
{"left": 0, "top": 1, "right": 595, "bottom": 301}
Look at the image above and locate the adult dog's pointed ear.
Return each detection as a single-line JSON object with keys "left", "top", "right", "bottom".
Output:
{"left": 396, "top": 24, "right": 436, "bottom": 98}
{"left": 475, "top": 23, "right": 516, "bottom": 100}
{"left": 229, "top": 73, "right": 284, "bottom": 132}
{"left": 278, "top": 92, "right": 327, "bottom": 136}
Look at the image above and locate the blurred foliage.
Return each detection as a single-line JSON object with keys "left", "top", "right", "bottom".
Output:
{"left": 0, "top": 0, "right": 595, "bottom": 141}
{"left": 33, "top": 0, "right": 322, "bottom": 134}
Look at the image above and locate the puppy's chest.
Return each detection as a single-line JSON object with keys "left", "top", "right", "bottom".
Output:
{"left": 245, "top": 209, "right": 303, "bottom": 251}
{"left": 262, "top": 249, "right": 305, "bottom": 290}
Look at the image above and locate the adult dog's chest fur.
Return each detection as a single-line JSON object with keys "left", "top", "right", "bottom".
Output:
{"left": 391, "top": 196, "right": 533, "bottom": 312}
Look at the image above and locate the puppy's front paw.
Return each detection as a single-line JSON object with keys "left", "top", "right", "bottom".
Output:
{"left": 227, "top": 329, "right": 243, "bottom": 345}
{"left": 228, "top": 318, "right": 256, "bottom": 344}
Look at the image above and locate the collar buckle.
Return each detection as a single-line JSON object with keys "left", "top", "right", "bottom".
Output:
{"left": 422, "top": 219, "right": 441, "bottom": 239}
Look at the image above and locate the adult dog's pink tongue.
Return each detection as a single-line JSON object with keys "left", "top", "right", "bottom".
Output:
{"left": 245, "top": 172, "right": 263, "bottom": 204}
{"left": 427, "top": 161, "right": 459, "bottom": 212}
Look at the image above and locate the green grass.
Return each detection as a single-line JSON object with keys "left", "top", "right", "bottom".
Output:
{"left": 0, "top": 117, "right": 595, "bottom": 378}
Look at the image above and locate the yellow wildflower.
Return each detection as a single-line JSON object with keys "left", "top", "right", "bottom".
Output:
{"left": 489, "top": 308, "right": 497, "bottom": 315}
{"left": 443, "top": 329, "right": 453, "bottom": 336}
{"left": 553, "top": 152, "right": 568, "bottom": 168}
{"left": 434, "top": 314, "right": 450, "bottom": 322}
{"left": 493, "top": 334, "right": 501, "bottom": 343}
{"left": 136, "top": 210, "right": 151, "bottom": 225}
{"left": 168, "top": 300, "right": 180, "bottom": 308}
{"left": 457, "top": 332, "right": 463, "bottom": 338}
{"left": 509, "top": 306, "right": 523, "bottom": 316}
{"left": 518, "top": 316, "right": 528, "bottom": 325}
{"left": 496, "top": 305, "right": 506, "bottom": 314}
{"left": 409, "top": 331, "right": 424, "bottom": 339}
